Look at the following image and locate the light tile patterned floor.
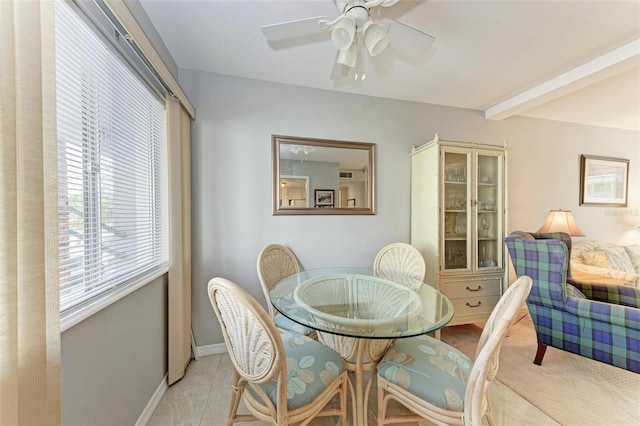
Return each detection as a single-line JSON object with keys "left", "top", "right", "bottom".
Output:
{"left": 147, "top": 348, "right": 557, "bottom": 426}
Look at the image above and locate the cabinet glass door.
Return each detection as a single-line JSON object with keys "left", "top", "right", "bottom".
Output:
{"left": 443, "top": 150, "right": 470, "bottom": 270}
{"left": 476, "top": 151, "right": 503, "bottom": 270}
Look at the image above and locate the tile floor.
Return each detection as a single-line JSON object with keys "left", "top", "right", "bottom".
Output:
{"left": 147, "top": 349, "right": 557, "bottom": 425}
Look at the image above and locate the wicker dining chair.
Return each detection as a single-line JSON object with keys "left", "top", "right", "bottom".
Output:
{"left": 257, "top": 243, "right": 316, "bottom": 338}
{"left": 207, "top": 277, "right": 349, "bottom": 426}
{"left": 376, "top": 275, "right": 532, "bottom": 426}
{"left": 373, "top": 242, "right": 426, "bottom": 283}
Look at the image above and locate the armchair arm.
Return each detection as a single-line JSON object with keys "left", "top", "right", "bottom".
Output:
{"left": 567, "top": 278, "right": 640, "bottom": 309}
{"left": 565, "top": 295, "right": 640, "bottom": 331}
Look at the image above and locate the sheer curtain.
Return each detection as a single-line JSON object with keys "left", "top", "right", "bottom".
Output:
{"left": 0, "top": 1, "right": 61, "bottom": 425}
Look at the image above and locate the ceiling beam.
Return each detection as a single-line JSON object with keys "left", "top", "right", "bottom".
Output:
{"left": 484, "top": 38, "right": 640, "bottom": 121}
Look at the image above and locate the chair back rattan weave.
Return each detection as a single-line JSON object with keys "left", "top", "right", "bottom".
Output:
{"left": 257, "top": 243, "right": 301, "bottom": 317}
{"left": 209, "top": 277, "right": 283, "bottom": 384}
{"left": 374, "top": 242, "right": 426, "bottom": 282}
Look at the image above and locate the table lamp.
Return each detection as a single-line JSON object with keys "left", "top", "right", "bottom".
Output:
{"left": 537, "top": 209, "right": 586, "bottom": 236}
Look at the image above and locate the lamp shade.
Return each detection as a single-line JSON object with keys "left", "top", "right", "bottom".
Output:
{"left": 537, "top": 209, "right": 586, "bottom": 236}
{"left": 363, "top": 20, "right": 389, "bottom": 57}
{"left": 331, "top": 16, "right": 356, "bottom": 50}
{"left": 337, "top": 41, "right": 357, "bottom": 67}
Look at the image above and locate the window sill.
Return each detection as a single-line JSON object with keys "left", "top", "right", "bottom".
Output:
{"left": 60, "top": 263, "right": 169, "bottom": 332}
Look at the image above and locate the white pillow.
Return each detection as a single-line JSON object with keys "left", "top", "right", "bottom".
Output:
{"left": 582, "top": 250, "right": 614, "bottom": 269}
{"left": 603, "top": 246, "right": 635, "bottom": 273}
{"left": 624, "top": 245, "right": 640, "bottom": 275}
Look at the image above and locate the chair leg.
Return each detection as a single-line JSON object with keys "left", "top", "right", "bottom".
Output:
{"left": 533, "top": 343, "right": 547, "bottom": 365}
{"left": 377, "top": 378, "right": 386, "bottom": 426}
{"left": 227, "top": 372, "right": 243, "bottom": 425}
{"left": 339, "top": 373, "right": 348, "bottom": 426}
{"left": 486, "top": 410, "right": 497, "bottom": 426}
{"left": 485, "top": 395, "right": 497, "bottom": 426}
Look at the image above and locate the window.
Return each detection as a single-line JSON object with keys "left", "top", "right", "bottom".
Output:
{"left": 56, "top": 0, "right": 168, "bottom": 314}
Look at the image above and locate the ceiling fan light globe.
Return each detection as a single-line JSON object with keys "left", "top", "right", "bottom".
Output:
{"left": 337, "top": 42, "right": 357, "bottom": 68}
{"left": 331, "top": 16, "right": 356, "bottom": 50}
{"left": 363, "top": 20, "right": 389, "bottom": 56}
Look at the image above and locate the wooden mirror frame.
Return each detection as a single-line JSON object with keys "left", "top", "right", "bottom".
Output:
{"left": 272, "top": 135, "right": 375, "bottom": 215}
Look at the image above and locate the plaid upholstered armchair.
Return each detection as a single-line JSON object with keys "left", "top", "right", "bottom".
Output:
{"left": 505, "top": 231, "right": 640, "bottom": 373}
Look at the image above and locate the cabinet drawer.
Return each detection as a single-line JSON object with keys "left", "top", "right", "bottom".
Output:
{"left": 451, "top": 295, "right": 500, "bottom": 317}
{"left": 442, "top": 278, "right": 501, "bottom": 299}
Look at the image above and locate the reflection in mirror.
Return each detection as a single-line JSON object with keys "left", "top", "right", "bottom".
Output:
{"left": 280, "top": 175, "right": 309, "bottom": 208}
{"left": 273, "top": 135, "right": 375, "bottom": 215}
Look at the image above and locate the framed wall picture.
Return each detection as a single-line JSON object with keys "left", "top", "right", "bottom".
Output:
{"left": 580, "top": 155, "right": 629, "bottom": 206}
{"left": 314, "top": 189, "right": 334, "bottom": 207}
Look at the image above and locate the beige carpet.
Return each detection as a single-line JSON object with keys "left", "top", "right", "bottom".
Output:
{"left": 441, "top": 313, "right": 640, "bottom": 426}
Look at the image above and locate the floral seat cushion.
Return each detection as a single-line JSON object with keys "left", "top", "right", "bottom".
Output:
{"left": 378, "top": 334, "right": 473, "bottom": 411}
{"left": 274, "top": 312, "right": 316, "bottom": 336}
{"left": 253, "top": 331, "right": 346, "bottom": 410}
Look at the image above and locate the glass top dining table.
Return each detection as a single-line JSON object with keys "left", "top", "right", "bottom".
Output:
{"left": 270, "top": 267, "right": 454, "bottom": 426}
{"left": 270, "top": 267, "right": 454, "bottom": 339}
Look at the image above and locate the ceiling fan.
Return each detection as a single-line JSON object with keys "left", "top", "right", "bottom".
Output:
{"left": 261, "top": 0, "right": 435, "bottom": 80}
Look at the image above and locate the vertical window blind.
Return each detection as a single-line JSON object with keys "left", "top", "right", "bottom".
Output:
{"left": 56, "top": 0, "right": 168, "bottom": 312}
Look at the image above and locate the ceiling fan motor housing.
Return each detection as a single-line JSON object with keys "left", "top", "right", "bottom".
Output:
{"left": 340, "top": 0, "right": 370, "bottom": 29}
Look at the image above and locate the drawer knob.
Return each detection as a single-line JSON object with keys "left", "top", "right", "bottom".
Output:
{"left": 466, "top": 285, "right": 483, "bottom": 292}
{"left": 466, "top": 301, "right": 482, "bottom": 308}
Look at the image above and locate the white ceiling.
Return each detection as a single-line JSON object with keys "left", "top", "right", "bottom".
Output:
{"left": 138, "top": 0, "right": 640, "bottom": 131}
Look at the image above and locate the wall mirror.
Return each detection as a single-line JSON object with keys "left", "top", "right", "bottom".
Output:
{"left": 272, "top": 135, "right": 375, "bottom": 215}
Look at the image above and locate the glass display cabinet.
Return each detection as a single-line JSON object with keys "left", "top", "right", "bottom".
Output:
{"left": 411, "top": 134, "right": 507, "bottom": 325}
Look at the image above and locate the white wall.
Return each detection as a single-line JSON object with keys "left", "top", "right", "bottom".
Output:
{"left": 180, "top": 70, "right": 640, "bottom": 347}
{"left": 503, "top": 117, "right": 640, "bottom": 241}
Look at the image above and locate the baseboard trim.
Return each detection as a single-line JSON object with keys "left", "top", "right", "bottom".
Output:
{"left": 135, "top": 373, "right": 168, "bottom": 426}
{"left": 196, "top": 343, "right": 227, "bottom": 357}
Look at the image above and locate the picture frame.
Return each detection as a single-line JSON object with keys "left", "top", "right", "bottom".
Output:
{"left": 347, "top": 198, "right": 356, "bottom": 207}
{"left": 580, "top": 155, "right": 629, "bottom": 207}
{"left": 314, "top": 189, "right": 334, "bottom": 207}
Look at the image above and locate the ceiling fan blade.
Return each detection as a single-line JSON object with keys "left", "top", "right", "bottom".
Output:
{"left": 261, "top": 16, "right": 330, "bottom": 42}
{"left": 379, "top": 18, "right": 435, "bottom": 58}
{"left": 330, "top": 51, "right": 350, "bottom": 80}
